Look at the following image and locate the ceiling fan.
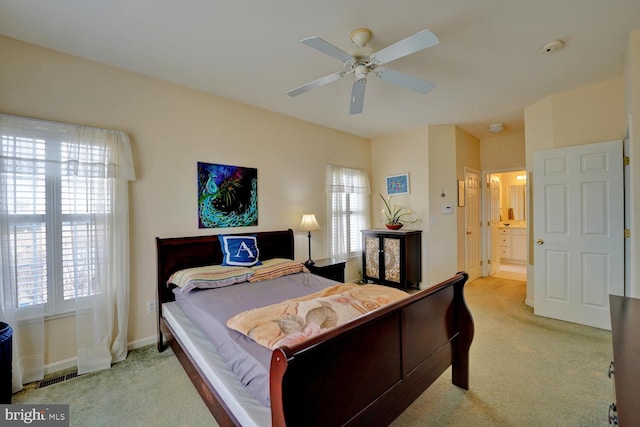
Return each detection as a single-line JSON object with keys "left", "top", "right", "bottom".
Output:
{"left": 287, "top": 28, "right": 440, "bottom": 114}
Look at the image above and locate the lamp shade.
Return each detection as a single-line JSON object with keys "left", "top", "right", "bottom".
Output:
{"left": 300, "top": 214, "right": 320, "bottom": 231}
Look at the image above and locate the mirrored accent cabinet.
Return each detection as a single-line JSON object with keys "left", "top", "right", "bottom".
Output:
{"left": 361, "top": 229, "right": 422, "bottom": 289}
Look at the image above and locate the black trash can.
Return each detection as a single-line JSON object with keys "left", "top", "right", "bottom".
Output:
{"left": 0, "top": 322, "right": 12, "bottom": 403}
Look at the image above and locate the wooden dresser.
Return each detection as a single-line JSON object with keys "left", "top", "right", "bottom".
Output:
{"left": 609, "top": 295, "right": 640, "bottom": 426}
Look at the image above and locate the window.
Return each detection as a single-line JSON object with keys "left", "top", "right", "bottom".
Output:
{"left": 2, "top": 135, "right": 111, "bottom": 315}
{"left": 326, "top": 165, "right": 370, "bottom": 259}
{"left": 0, "top": 113, "right": 137, "bottom": 319}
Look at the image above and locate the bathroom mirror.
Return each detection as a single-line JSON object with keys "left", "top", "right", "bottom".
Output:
{"left": 509, "top": 185, "right": 526, "bottom": 221}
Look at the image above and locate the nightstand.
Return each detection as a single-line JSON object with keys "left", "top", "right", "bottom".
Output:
{"left": 306, "top": 258, "right": 346, "bottom": 283}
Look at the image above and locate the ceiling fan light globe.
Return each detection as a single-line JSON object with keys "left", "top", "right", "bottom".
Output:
{"left": 354, "top": 64, "right": 369, "bottom": 80}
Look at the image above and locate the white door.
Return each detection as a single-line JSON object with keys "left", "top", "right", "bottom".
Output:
{"left": 489, "top": 174, "right": 501, "bottom": 275}
{"left": 465, "top": 168, "right": 482, "bottom": 281}
{"left": 533, "top": 140, "right": 623, "bottom": 330}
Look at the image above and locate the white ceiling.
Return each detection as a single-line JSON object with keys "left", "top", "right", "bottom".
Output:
{"left": 1, "top": 0, "right": 639, "bottom": 140}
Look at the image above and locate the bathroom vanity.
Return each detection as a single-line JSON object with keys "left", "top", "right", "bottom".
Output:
{"left": 499, "top": 226, "right": 527, "bottom": 264}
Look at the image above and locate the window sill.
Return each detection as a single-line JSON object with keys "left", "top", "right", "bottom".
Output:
{"left": 16, "top": 309, "right": 75, "bottom": 325}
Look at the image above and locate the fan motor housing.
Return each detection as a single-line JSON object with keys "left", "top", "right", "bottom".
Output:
{"left": 354, "top": 64, "right": 369, "bottom": 80}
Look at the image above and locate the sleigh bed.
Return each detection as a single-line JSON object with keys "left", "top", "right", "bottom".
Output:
{"left": 156, "top": 229, "right": 474, "bottom": 426}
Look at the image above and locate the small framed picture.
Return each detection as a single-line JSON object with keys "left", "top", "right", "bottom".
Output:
{"left": 458, "top": 180, "right": 465, "bottom": 207}
{"left": 386, "top": 173, "right": 410, "bottom": 195}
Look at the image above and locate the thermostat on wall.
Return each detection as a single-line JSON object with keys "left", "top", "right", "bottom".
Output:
{"left": 441, "top": 205, "right": 453, "bottom": 214}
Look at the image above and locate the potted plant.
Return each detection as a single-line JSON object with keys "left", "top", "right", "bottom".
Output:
{"left": 380, "top": 193, "right": 418, "bottom": 230}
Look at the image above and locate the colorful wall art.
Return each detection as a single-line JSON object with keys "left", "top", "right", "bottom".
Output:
{"left": 197, "top": 162, "right": 258, "bottom": 228}
{"left": 386, "top": 173, "right": 410, "bottom": 195}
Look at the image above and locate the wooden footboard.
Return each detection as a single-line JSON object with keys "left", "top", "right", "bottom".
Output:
{"left": 270, "top": 272, "right": 473, "bottom": 427}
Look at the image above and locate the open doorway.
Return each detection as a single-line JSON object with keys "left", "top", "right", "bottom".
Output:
{"left": 486, "top": 170, "right": 527, "bottom": 281}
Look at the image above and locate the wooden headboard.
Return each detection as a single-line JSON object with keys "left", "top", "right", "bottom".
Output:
{"left": 156, "top": 229, "right": 294, "bottom": 305}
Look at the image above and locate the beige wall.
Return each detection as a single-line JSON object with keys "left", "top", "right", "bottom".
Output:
{"left": 426, "top": 125, "right": 459, "bottom": 284}
{"left": 0, "top": 36, "right": 370, "bottom": 369}
{"left": 551, "top": 78, "right": 626, "bottom": 147}
{"left": 456, "top": 128, "right": 481, "bottom": 175}
{"left": 523, "top": 97, "right": 555, "bottom": 171}
{"left": 370, "top": 127, "right": 429, "bottom": 285}
{"left": 481, "top": 131, "right": 526, "bottom": 170}
{"left": 525, "top": 78, "right": 625, "bottom": 170}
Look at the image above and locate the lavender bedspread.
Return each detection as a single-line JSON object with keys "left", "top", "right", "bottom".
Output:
{"left": 173, "top": 271, "right": 338, "bottom": 406}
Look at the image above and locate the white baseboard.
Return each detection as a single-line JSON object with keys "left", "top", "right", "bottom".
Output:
{"left": 127, "top": 335, "right": 156, "bottom": 350}
{"left": 44, "top": 357, "right": 77, "bottom": 376}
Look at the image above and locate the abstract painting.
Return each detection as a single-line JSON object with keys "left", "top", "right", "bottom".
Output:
{"left": 197, "top": 162, "right": 258, "bottom": 228}
{"left": 386, "top": 173, "right": 410, "bottom": 195}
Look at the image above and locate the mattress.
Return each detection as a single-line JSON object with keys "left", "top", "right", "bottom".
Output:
{"left": 172, "top": 271, "right": 339, "bottom": 406}
{"left": 163, "top": 302, "right": 271, "bottom": 427}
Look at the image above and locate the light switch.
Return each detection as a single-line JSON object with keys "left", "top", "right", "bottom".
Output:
{"left": 441, "top": 205, "right": 453, "bottom": 214}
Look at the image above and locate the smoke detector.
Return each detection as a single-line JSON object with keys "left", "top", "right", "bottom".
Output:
{"left": 540, "top": 39, "right": 565, "bottom": 53}
{"left": 488, "top": 123, "right": 505, "bottom": 133}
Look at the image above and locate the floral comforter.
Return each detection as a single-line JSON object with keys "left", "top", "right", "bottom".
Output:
{"left": 226, "top": 283, "right": 409, "bottom": 350}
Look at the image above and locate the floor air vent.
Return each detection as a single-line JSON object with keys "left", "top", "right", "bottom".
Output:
{"left": 38, "top": 371, "right": 78, "bottom": 388}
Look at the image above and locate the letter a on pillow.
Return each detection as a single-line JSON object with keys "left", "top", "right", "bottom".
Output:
{"left": 220, "top": 235, "right": 262, "bottom": 267}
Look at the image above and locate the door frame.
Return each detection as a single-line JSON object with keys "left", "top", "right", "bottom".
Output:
{"left": 481, "top": 166, "right": 528, "bottom": 278}
{"left": 624, "top": 134, "right": 630, "bottom": 297}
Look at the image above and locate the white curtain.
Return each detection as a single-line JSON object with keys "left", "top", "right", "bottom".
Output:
{"left": 0, "top": 113, "right": 135, "bottom": 391}
{"left": 325, "top": 165, "right": 370, "bottom": 259}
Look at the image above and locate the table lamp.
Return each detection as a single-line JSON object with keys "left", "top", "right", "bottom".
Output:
{"left": 300, "top": 214, "right": 320, "bottom": 266}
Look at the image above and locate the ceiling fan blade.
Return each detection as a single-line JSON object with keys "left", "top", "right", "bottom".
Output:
{"left": 376, "top": 68, "right": 435, "bottom": 94}
{"left": 301, "top": 37, "right": 355, "bottom": 64}
{"left": 370, "top": 29, "right": 439, "bottom": 65}
{"left": 349, "top": 79, "right": 366, "bottom": 114}
{"left": 287, "top": 71, "right": 345, "bottom": 97}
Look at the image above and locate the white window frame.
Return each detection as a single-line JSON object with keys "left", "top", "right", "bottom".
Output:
{"left": 326, "top": 165, "right": 370, "bottom": 260}
{"left": 2, "top": 136, "right": 107, "bottom": 318}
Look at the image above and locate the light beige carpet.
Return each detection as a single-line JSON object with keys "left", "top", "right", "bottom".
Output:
{"left": 13, "top": 276, "right": 613, "bottom": 426}
{"left": 392, "top": 276, "right": 612, "bottom": 427}
{"left": 13, "top": 343, "right": 211, "bottom": 426}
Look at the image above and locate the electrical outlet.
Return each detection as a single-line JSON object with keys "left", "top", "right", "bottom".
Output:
{"left": 147, "top": 300, "right": 157, "bottom": 313}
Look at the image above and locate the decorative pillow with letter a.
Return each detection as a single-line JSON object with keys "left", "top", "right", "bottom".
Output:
{"left": 219, "top": 234, "right": 262, "bottom": 267}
